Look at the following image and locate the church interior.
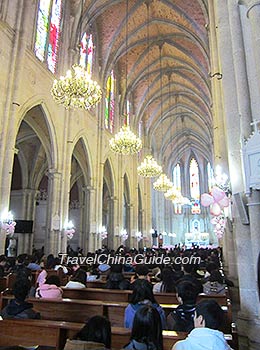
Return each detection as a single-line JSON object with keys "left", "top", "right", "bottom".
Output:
{"left": 1, "top": 0, "right": 260, "bottom": 349}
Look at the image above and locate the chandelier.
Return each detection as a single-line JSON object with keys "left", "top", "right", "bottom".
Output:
{"left": 51, "top": 64, "right": 102, "bottom": 110}
{"left": 109, "top": 125, "right": 142, "bottom": 155}
{"left": 164, "top": 186, "right": 182, "bottom": 201}
{"left": 137, "top": 155, "right": 162, "bottom": 177}
{"left": 153, "top": 174, "right": 173, "bottom": 192}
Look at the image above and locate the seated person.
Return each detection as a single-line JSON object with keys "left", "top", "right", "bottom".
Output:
{"left": 27, "top": 255, "right": 42, "bottom": 271}
{"left": 153, "top": 267, "right": 176, "bottom": 293}
{"left": 172, "top": 300, "right": 232, "bottom": 350}
{"left": 64, "top": 315, "right": 111, "bottom": 350}
{"left": 0, "top": 278, "right": 40, "bottom": 319}
{"left": 167, "top": 280, "right": 199, "bottom": 332}
{"left": 105, "top": 264, "right": 130, "bottom": 290}
{"left": 130, "top": 264, "right": 150, "bottom": 289}
{"left": 124, "top": 304, "right": 163, "bottom": 350}
{"left": 0, "top": 254, "right": 7, "bottom": 277}
{"left": 203, "top": 270, "right": 226, "bottom": 295}
{"left": 65, "top": 269, "right": 86, "bottom": 288}
{"left": 124, "top": 279, "right": 166, "bottom": 329}
{"left": 35, "top": 275, "right": 63, "bottom": 299}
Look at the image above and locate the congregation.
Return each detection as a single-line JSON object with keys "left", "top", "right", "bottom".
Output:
{"left": 0, "top": 246, "right": 235, "bottom": 350}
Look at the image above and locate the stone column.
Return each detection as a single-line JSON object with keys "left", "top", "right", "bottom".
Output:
{"left": 86, "top": 186, "right": 97, "bottom": 252}
{"left": 81, "top": 186, "right": 90, "bottom": 254}
{"left": 46, "top": 169, "right": 63, "bottom": 256}
{"left": 215, "top": 1, "right": 258, "bottom": 348}
{"left": 13, "top": 189, "right": 38, "bottom": 255}
{"left": 239, "top": 0, "right": 260, "bottom": 94}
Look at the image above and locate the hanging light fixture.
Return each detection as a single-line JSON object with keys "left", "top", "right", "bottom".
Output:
{"left": 51, "top": 64, "right": 102, "bottom": 110}
{"left": 109, "top": 0, "right": 142, "bottom": 155}
{"left": 51, "top": 1, "right": 102, "bottom": 110}
{"left": 138, "top": 2, "right": 161, "bottom": 175}
{"left": 137, "top": 155, "right": 162, "bottom": 177}
{"left": 164, "top": 186, "right": 182, "bottom": 201}
{"left": 153, "top": 174, "right": 173, "bottom": 192}
{"left": 153, "top": 44, "right": 172, "bottom": 192}
{"left": 109, "top": 125, "right": 142, "bottom": 155}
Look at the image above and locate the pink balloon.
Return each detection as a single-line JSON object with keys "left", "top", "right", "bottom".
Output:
{"left": 212, "top": 187, "right": 225, "bottom": 202}
{"left": 218, "top": 196, "right": 229, "bottom": 208}
{"left": 210, "top": 202, "right": 221, "bottom": 216}
{"left": 201, "top": 193, "right": 214, "bottom": 207}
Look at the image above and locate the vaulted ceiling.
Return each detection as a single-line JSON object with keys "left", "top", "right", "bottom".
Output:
{"left": 77, "top": 0, "right": 212, "bottom": 170}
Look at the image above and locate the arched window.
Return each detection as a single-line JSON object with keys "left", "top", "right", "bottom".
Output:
{"left": 173, "top": 164, "right": 182, "bottom": 214}
{"left": 207, "top": 162, "right": 214, "bottom": 192}
{"left": 79, "top": 33, "right": 94, "bottom": 75}
{"left": 105, "top": 70, "right": 115, "bottom": 132}
{"left": 124, "top": 99, "right": 131, "bottom": 126}
{"left": 190, "top": 158, "right": 201, "bottom": 214}
{"left": 34, "top": 0, "right": 63, "bottom": 74}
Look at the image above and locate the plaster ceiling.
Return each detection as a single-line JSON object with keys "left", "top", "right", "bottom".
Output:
{"left": 82, "top": 0, "right": 212, "bottom": 170}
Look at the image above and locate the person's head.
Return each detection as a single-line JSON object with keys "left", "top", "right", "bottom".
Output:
{"left": 194, "top": 300, "right": 224, "bottom": 330}
{"left": 110, "top": 264, "right": 123, "bottom": 273}
{"left": 71, "top": 269, "right": 86, "bottom": 285}
{"left": 135, "top": 264, "right": 149, "bottom": 278}
{"left": 0, "top": 255, "right": 7, "bottom": 266}
{"left": 131, "top": 305, "right": 163, "bottom": 350}
{"left": 45, "top": 275, "right": 61, "bottom": 287}
{"left": 131, "top": 279, "right": 156, "bottom": 304}
{"left": 161, "top": 267, "right": 176, "bottom": 292}
{"left": 209, "top": 270, "right": 224, "bottom": 284}
{"left": 46, "top": 254, "right": 55, "bottom": 269}
{"left": 76, "top": 315, "right": 111, "bottom": 348}
{"left": 176, "top": 280, "right": 198, "bottom": 304}
{"left": 13, "top": 278, "right": 31, "bottom": 301}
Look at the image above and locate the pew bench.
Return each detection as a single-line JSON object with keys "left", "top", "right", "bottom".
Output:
{"left": 0, "top": 294, "right": 233, "bottom": 332}
{"left": 0, "top": 319, "right": 236, "bottom": 350}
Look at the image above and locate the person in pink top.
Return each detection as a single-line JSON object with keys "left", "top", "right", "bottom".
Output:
{"left": 35, "top": 275, "right": 63, "bottom": 299}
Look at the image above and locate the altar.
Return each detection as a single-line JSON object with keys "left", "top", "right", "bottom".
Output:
{"left": 185, "top": 232, "right": 209, "bottom": 247}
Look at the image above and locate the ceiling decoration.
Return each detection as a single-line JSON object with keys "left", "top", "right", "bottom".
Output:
{"left": 80, "top": 0, "right": 212, "bottom": 167}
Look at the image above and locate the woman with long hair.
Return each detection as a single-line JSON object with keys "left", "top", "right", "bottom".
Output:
{"left": 124, "top": 279, "right": 166, "bottom": 329}
{"left": 64, "top": 315, "right": 111, "bottom": 350}
{"left": 124, "top": 304, "right": 163, "bottom": 350}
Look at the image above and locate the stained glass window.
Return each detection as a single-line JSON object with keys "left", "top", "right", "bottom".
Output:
{"left": 190, "top": 158, "right": 201, "bottom": 214}
{"left": 173, "top": 164, "right": 182, "bottom": 214}
{"left": 124, "top": 99, "right": 130, "bottom": 126}
{"left": 207, "top": 162, "right": 214, "bottom": 192}
{"left": 79, "top": 33, "right": 94, "bottom": 75}
{"left": 35, "top": 0, "right": 63, "bottom": 74}
{"left": 105, "top": 70, "right": 115, "bottom": 132}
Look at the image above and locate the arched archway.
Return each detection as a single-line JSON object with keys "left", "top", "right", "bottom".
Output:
{"left": 10, "top": 105, "right": 53, "bottom": 255}
{"left": 69, "top": 137, "right": 92, "bottom": 253}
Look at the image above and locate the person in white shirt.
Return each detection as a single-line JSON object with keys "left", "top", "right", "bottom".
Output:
{"left": 172, "top": 299, "right": 233, "bottom": 350}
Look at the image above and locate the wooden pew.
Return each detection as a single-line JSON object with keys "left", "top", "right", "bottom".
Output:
{"left": 62, "top": 287, "right": 229, "bottom": 307}
{"left": 0, "top": 319, "right": 237, "bottom": 350}
{"left": 62, "top": 287, "right": 130, "bottom": 302}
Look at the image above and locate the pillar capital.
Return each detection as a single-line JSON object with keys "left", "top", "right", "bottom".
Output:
{"left": 239, "top": 0, "right": 260, "bottom": 17}
{"left": 47, "top": 168, "right": 62, "bottom": 180}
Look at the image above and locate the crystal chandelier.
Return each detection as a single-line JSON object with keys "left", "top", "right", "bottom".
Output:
{"left": 137, "top": 155, "right": 162, "bottom": 177}
{"left": 153, "top": 174, "right": 173, "bottom": 192}
{"left": 109, "top": 125, "right": 142, "bottom": 155}
{"left": 51, "top": 64, "right": 102, "bottom": 110}
{"left": 164, "top": 186, "right": 182, "bottom": 201}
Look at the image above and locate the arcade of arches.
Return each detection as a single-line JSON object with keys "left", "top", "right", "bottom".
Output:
{"left": 1, "top": 0, "right": 260, "bottom": 348}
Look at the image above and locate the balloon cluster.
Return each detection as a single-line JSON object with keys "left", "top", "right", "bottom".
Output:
{"left": 211, "top": 215, "right": 226, "bottom": 239}
{"left": 120, "top": 229, "right": 128, "bottom": 242}
{"left": 64, "top": 228, "right": 75, "bottom": 240}
{"left": 135, "top": 231, "right": 143, "bottom": 242}
{"left": 201, "top": 186, "right": 230, "bottom": 239}
{"left": 100, "top": 230, "right": 108, "bottom": 240}
{"left": 2, "top": 221, "right": 16, "bottom": 236}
